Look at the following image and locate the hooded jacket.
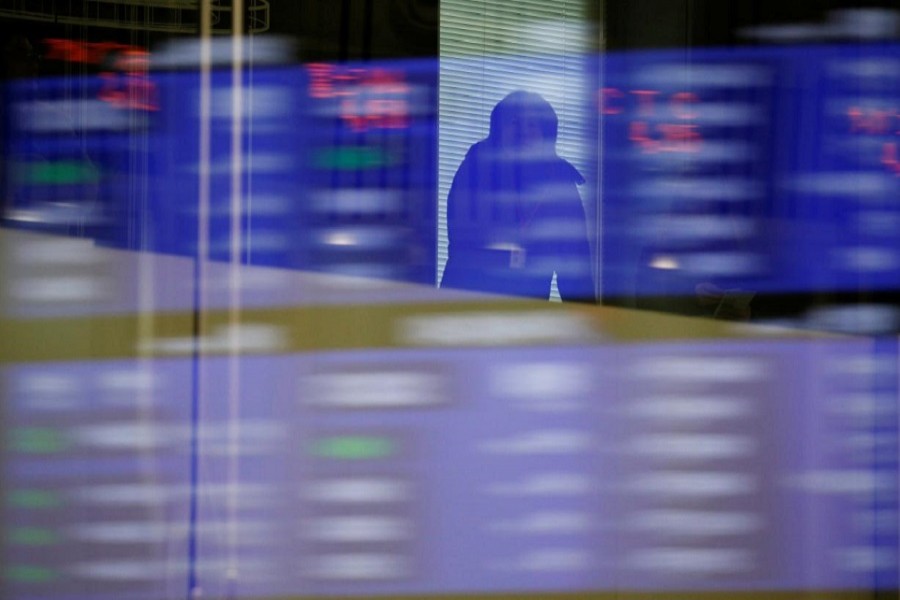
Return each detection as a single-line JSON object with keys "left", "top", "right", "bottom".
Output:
{"left": 441, "top": 91, "right": 595, "bottom": 302}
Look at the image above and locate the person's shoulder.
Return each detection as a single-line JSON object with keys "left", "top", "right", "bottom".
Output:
{"left": 463, "top": 140, "right": 489, "bottom": 161}
{"left": 556, "top": 158, "right": 585, "bottom": 185}
{"left": 534, "top": 157, "right": 584, "bottom": 187}
{"left": 454, "top": 141, "right": 498, "bottom": 179}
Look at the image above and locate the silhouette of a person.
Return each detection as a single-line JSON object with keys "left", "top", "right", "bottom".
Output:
{"left": 441, "top": 91, "right": 595, "bottom": 302}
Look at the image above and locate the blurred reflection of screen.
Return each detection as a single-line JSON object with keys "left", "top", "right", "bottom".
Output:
{"left": 1, "top": 41, "right": 437, "bottom": 286}
{"left": 3, "top": 290, "right": 898, "bottom": 597}
{"left": 601, "top": 45, "right": 900, "bottom": 307}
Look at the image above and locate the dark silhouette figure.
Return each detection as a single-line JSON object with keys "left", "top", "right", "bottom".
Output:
{"left": 441, "top": 91, "right": 595, "bottom": 302}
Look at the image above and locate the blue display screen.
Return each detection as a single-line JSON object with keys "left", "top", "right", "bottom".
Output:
{"left": 1, "top": 60, "right": 438, "bottom": 286}
{"left": 600, "top": 44, "right": 900, "bottom": 298}
{"left": 3, "top": 45, "right": 899, "bottom": 297}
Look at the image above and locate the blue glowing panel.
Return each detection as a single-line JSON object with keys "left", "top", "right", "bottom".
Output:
{"left": 600, "top": 44, "right": 900, "bottom": 298}
{"left": 787, "top": 45, "right": 900, "bottom": 292}
{"left": 145, "top": 60, "right": 437, "bottom": 284}
{"left": 146, "top": 67, "right": 304, "bottom": 268}
{"left": 300, "top": 59, "right": 438, "bottom": 284}
{"left": 599, "top": 48, "right": 780, "bottom": 298}
{"left": 1, "top": 75, "right": 141, "bottom": 239}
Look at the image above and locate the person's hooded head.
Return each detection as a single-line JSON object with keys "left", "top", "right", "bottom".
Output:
{"left": 487, "top": 91, "right": 559, "bottom": 157}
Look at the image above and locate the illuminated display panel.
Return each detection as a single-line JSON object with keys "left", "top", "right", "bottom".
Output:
{"left": 300, "top": 59, "right": 437, "bottom": 284}
{"left": 1, "top": 75, "right": 144, "bottom": 238}
{"left": 2, "top": 59, "right": 436, "bottom": 285}
{"left": 144, "top": 60, "right": 436, "bottom": 284}
{"left": 4, "top": 45, "right": 900, "bottom": 301}
{"left": 600, "top": 44, "right": 900, "bottom": 301}
{"left": 2, "top": 315, "right": 898, "bottom": 598}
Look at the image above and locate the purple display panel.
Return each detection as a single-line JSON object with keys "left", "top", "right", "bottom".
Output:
{"left": 782, "top": 338, "right": 900, "bottom": 590}
{"left": 611, "top": 342, "right": 789, "bottom": 589}
{"left": 3, "top": 336, "right": 897, "bottom": 599}
{"left": 287, "top": 347, "right": 609, "bottom": 597}
{"left": 611, "top": 339, "right": 897, "bottom": 590}
{"left": 1, "top": 359, "right": 194, "bottom": 600}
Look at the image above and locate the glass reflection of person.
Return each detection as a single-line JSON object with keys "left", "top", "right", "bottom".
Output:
{"left": 441, "top": 91, "right": 595, "bottom": 302}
